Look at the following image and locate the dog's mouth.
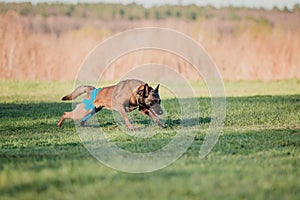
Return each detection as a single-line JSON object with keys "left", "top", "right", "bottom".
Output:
{"left": 150, "top": 104, "right": 163, "bottom": 116}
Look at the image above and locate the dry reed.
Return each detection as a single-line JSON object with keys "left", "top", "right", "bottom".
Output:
{"left": 0, "top": 10, "right": 299, "bottom": 81}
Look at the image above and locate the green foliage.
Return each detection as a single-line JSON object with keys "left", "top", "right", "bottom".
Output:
{"left": 1, "top": 2, "right": 298, "bottom": 22}
{"left": 0, "top": 2, "right": 209, "bottom": 21}
{"left": 283, "top": 6, "right": 291, "bottom": 12}
{"left": 293, "top": 4, "right": 300, "bottom": 12}
{"left": 0, "top": 80, "right": 299, "bottom": 199}
{"left": 272, "top": 6, "right": 281, "bottom": 12}
{"left": 19, "top": 2, "right": 33, "bottom": 16}
{"left": 243, "top": 15, "right": 273, "bottom": 36}
{"left": 229, "top": 12, "right": 241, "bottom": 21}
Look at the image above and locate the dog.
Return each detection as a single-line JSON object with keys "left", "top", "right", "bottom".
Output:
{"left": 57, "top": 79, "right": 164, "bottom": 130}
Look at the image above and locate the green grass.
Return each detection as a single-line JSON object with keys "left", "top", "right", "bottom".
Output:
{"left": 0, "top": 80, "right": 299, "bottom": 199}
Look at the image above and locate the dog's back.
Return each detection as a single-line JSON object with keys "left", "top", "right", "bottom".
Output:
{"left": 93, "top": 79, "right": 144, "bottom": 110}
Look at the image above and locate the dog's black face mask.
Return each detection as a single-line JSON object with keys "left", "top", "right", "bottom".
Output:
{"left": 138, "top": 84, "right": 163, "bottom": 115}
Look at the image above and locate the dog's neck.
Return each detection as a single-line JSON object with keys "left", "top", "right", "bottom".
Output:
{"left": 128, "top": 88, "right": 147, "bottom": 111}
{"left": 136, "top": 93, "right": 146, "bottom": 111}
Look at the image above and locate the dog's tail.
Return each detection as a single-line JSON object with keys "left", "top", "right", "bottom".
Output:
{"left": 62, "top": 85, "right": 96, "bottom": 101}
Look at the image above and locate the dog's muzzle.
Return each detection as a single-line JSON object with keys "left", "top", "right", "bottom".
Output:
{"left": 150, "top": 104, "right": 163, "bottom": 115}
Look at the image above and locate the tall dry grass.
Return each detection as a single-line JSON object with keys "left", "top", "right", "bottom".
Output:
{"left": 0, "top": 11, "right": 110, "bottom": 80}
{"left": 0, "top": 10, "right": 299, "bottom": 81}
{"left": 197, "top": 15, "right": 300, "bottom": 80}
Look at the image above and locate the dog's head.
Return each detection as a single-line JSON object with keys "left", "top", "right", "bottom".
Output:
{"left": 137, "top": 83, "right": 163, "bottom": 115}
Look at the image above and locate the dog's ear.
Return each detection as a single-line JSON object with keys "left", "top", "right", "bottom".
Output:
{"left": 143, "top": 83, "right": 149, "bottom": 97}
{"left": 154, "top": 84, "right": 160, "bottom": 92}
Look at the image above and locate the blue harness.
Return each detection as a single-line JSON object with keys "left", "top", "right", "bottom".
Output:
{"left": 81, "top": 88, "right": 102, "bottom": 123}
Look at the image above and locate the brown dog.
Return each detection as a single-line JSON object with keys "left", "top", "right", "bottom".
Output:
{"left": 57, "top": 79, "right": 164, "bottom": 130}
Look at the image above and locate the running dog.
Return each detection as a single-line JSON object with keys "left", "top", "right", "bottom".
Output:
{"left": 57, "top": 79, "right": 164, "bottom": 130}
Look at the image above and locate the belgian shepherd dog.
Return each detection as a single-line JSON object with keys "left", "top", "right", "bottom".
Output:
{"left": 57, "top": 79, "right": 164, "bottom": 130}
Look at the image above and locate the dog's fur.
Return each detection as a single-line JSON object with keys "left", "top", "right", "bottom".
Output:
{"left": 57, "top": 79, "right": 164, "bottom": 130}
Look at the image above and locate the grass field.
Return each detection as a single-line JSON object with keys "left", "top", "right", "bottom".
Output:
{"left": 0, "top": 80, "right": 300, "bottom": 199}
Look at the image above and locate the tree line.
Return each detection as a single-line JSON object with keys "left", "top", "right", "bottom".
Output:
{"left": 1, "top": 2, "right": 299, "bottom": 21}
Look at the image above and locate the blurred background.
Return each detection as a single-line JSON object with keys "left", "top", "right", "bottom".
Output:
{"left": 0, "top": 1, "right": 299, "bottom": 81}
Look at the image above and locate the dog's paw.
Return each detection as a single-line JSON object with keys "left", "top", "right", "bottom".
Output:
{"left": 160, "top": 124, "right": 166, "bottom": 128}
{"left": 80, "top": 121, "right": 86, "bottom": 127}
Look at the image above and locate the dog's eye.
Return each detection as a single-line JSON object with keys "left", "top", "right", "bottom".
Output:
{"left": 149, "top": 102, "right": 153, "bottom": 106}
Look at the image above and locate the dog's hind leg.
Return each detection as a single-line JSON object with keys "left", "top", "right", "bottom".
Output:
{"left": 57, "top": 103, "right": 89, "bottom": 127}
{"left": 80, "top": 107, "right": 102, "bottom": 126}
{"left": 57, "top": 111, "right": 72, "bottom": 127}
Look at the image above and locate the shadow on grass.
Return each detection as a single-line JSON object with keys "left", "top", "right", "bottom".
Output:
{"left": 164, "top": 117, "right": 211, "bottom": 127}
{"left": 0, "top": 100, "right": 212, "bottom": 128}
{"left": 1, "top": 95, "right": 300, "bottom": 161}
{"left": 0, "top": 102, "right": 71, "bottom": 119}
{"left": 1, "top": 126, "right": 299, "bottom": 162}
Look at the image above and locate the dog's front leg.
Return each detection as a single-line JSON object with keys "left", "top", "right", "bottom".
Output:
{"left": 125, "top": 106, "right": 137, "bottom": 112}
{"left": 142, "top": 109, "right": 165, "bottom": 128}
{"left": 119, "top": 107, "right": 135, "bottom": 131}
